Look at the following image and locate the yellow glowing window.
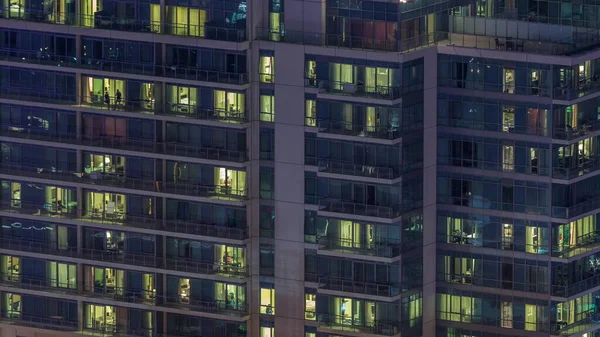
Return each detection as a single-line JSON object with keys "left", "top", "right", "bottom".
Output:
{"left": 260, "top": 327, "right": 274, "bottom": 337}
{"left": 260, "top": 288, "right": 275, "bottom": 314}
{"left": 260, "top": 56, "right": 275, "bottom": 83}
{"left": 305, "top": 294, "right": 316, "bottom": 320}
{"left": 305, "top": 99, "right": 316, "bottom": 126}
{"left": 260, "top": 95, "right": 275, "bottom": 122}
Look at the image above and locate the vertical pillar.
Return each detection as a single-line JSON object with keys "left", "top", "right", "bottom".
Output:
{"left": 421, "top": 48, "right": 439, "bottom": 337}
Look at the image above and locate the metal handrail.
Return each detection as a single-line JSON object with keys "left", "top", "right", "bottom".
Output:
{"left": 318, "top": 277, "right": 400, "bottom": 297}
{"left": 0, "top": 200, "right": 247, "bottom": 240}
{"left": 316, "top": 159, "right": 399, "bottom": 180}
{"left": 0, "top": 161, "right": 248, "bottom": 201}
{"left": 0, "top": 8, "right": 246, "bottom": 42}
{"left": 0, "top": 122, "right": 249, "bottom": 163}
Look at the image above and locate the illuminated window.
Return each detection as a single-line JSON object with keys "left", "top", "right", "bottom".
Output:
{"left": 260, "top": 327, "right": 274, "bottom": 337}
{"left": 84, "top": 304, "right": 116, "bottom": 330}
{"left": 167, "top": 85, "right": 197, "bottom": 114}
{"left": 305, "top": 294, "right": 316, "bottom": 320}
{"left": 85, "top": 191, "right": 127, "bottom": 218}
{"left": 260, "top": 95, "right": 275, "bottom": 122}
{"left": 260, "top": 288, "right": 275, "bottom": 315}
{"left": 502, "top": 106, "right": 514, "bottom": 132}
{"left": 214, "top": 90, "right": 246, "bottom": 118}
{"left": 3, "top": 293, "right": 21, "bottom": 318}
{"left": 48, "top": 261, "right": 77, "bottom": 289}
{"left": 503, "top": 68, "right": 515, "bottom": 94}
{"left": 260, "top": 56, "right": 275, "bottom": 83}
{"left": 166, "top": 6, "right": 207, "bottom": 37}
{"left": 502, "top": 145, "right": 514, "bottom": 172}
{"left": 214, "top": 167, "right": 247, "bottom": 196}
{"left": 215, "top": 282, "right": 246, "bottom": 310}
{"left": 305, "top": 100, "right": 316, "bottom": 126}
{"left": 82, "top": 76, "right": 126, "bottom": 108}
{"left": 1, "top": 256, "right": 20, "bottom": 282}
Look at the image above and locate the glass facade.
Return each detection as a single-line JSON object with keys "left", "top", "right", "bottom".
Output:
{"left": 3, "top": 0, "right": 600, "bottom": 336}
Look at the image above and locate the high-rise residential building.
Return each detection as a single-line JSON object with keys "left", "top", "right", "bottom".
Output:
{"left": 3, "top": 1, "right": 600, "bottom": 337}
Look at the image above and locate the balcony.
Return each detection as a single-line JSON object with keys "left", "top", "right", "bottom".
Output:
{"left": 552, "top": 272, "right": 600, "bottom": 298}
{"left": 0, "top": 274, "right": 78, "bottom": 295}
{"left": 0, "top": 8, "right": 245, "bottom": 42}
{"left": 553, "top": 158, "right": 600, "bottom": 179}
{"left": 0, "top": 124, "right": 249, "bottom": 163}
{"left": 313, "top": 80, "right": 401, "bottom": 104}
{"left": 0, "top": 313, "right": 78, "bottom": 332}
{"left": 81, "top": 286, "right": 247, "bottom": 317}
{"left": 0, "top": 50, "right": 249, "bottom": 86}
{"left": 317, "top": 199, "right": 401, "bottom": 219}
{"left": 552, "top": 231, "right": 600, "bottom": 258}
{"left": 554, "top": 120, "right": 600, "bottom": 141}
{"left": 317, "top": 160, "right": 400, "bottom": 180}
{"left": 0, "top": 237, "right": 247, "bottom": 278}
{"left": 552, "top": 196, "right": 600, "bottom": 219}
{"left": 0, "top": 90, "right": 248, "bottom": 125}
{"left": 552, "top": 308, "right": 600, "bottom": 336}
{"left": 0, "top": 162, "right": 248, "bottom": 202}
{"left": 317, "top": 121, "right": 401, "bottom": 140}
{"left": 553, "top": 77, "right": 600, "bottom": 101}
{"left": 313, "top": 313, "right": 399, "bottom": 336}
{"left": 316, "top": 236, "right": 401, "bottom": 258}
{"left": 257, "top": 27, "right": 600, "bottom": 56}
{"left": 0, "top": 200, "right": 247, "bottom": 241}
{"left": 318, "top": 277, "right": 400, "bottom": 297}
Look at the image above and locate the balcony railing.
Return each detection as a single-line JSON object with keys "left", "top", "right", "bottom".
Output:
{"left": 554, "top": 120, "right": 600, "bottom": 141}
{"left": 551, "top": 308, "right": 600, "bottom": 336}
{"left": 318, "top": 277, "right": 400, "bottom": 297}
{"left": 316, "top": 236, "right": 401, "bottom": 258}
{"left": 0, "top": 123, "right": 249, "bottom": 163}
{"left": 553, "top": 77, "right": 600, "bottom": 101}
{"left": 313, "top": 312, "right": 400, "bottom": 336}
{"left": 552, "top": 195, "right": 600, "bottom": 219}
{"left": 0, "top": 8, "right": 246, "bottom": 42}
{"left": 313, "top": 80, "right": 401, "bottom": 100}
{"left": 0, "top": 273, "right": 77, "bottom": 294}
{"left": 317, "top": 199, "right": 401, "bottom": 219}
{"left": 551, "top": 230, "right": 600, "bottom": 258}
{"left": 0, "top": 162, "right": 248, "bottom": 202}
{"left": 317, "top": 120, "right": 401, "bottom": 140}
{"left": 0, "top": 50, "right": 249, "bottom": 85}
{"left": 0, "top": 312, "right": 78, "bottom": 331}
{"left": 0, "top": 90, "right": 248, "bottom": 124}
{"left": 439, "top": 272, "right": 549, "bottom": 294}
{"left": 552, "top": 272, "right": 600, "bottom": 297}
{"left": 0, "top": 237, "right": 248, "bottom": 278}
{"left": 316, "top": 160, "right": 400, "bottom": 180}
{"left": 82, "top": 286, "right": 247, "bottom": 316}
{"left": 553, "top": 158, "right": 600, "bottom": 179}
{"left": 256, "top": 28, "right": 599, "bottom": 56}
{"left": 0, "top": 200, "right": 247, "bottom": 240}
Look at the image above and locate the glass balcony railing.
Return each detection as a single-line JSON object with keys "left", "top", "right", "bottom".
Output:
{"left": 0, "top": 273, "right": 77, "bottom": 294}
{"left": 553, "top": 77, "right": 600, "bottom": 101}
{"left": 554, "top": 120, "right": 600, "bottom": 141}
{"left": 80, "top": 286, "right": 248, "bottom": 317}
{"left": 315, "top": 160, "right": 400, "bottom": 180}
{"left": 552, "top": 196, "right": 600, "bottom": 219}
{"left": 317, "top": 199, "right": 401, "bottom": 219}
{"left": 309, "top": 79, "right": 401, "bottom": 101}
{"left": 552, "top": 231, "right": 600, "bottom": 258}
{"left": 256, "top": 28, "right": 600, "bottom": 56}
{"left": 0, "top": 200, "right": 247, "bottom": 240}
{"left": 0, "top": 124, "right": 249, "bottom": 163}
{"left": 552, "top": 272, "right": 600, "bottom": 298}
{"left": 438, "top": 272, "right": 549, "bottom": 294}
{"left": 0, "top": 50, "right": 249, "bottom": 86}
{"left": 316, "top": 121, "right": 401, "bottom": 140}
{"left": 0, "top": 90, "right": 248, "bottom": 124}
{"left": 314, "top": 236, "right": 401, "bottom": 258}
{"left": 0, "top": 162, "right": 248, "bottom": 202}
{"left": 0, "top": 8, "right": 246, "bottom": 42}
{"left": 551, "top": 308, "right": 600, "bottom": 336}
{"left": 317, "top": 277, "right": 400, "bottom": 297}
{"left": 553, "top": 158, "right": 600, "bottom": 179}
{"left": 0, "top": 237, "right": 248, "bottom": 278}
{"left": 312, "top": 312, "right": 400, "bottom": 336}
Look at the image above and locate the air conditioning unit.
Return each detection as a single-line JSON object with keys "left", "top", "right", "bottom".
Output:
{"left": 342, "top": 83, "right": 356, "bottom": 93}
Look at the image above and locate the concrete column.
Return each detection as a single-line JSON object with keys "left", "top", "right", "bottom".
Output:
{"left": 76, "top": 111, "right": 82, "bottom": 140}
{"left": 271, "top": 43, "right": 306, "bottom": 337}
{"left": 421, "top": 48, "right": 439, "bottom": 337}
{"left": 76, "top": 149, "right": 83, "bottom": 173}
